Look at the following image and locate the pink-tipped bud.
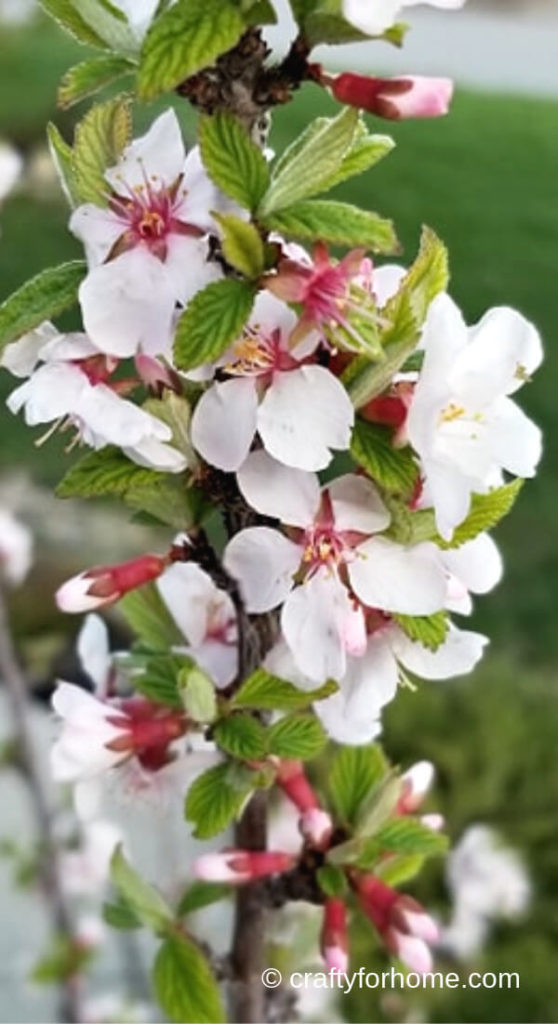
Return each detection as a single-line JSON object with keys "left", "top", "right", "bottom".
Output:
{"left": 321, "top": 899, "right": 349, "bottom": 973}
{"left": 135, "top": 353, "right": 181, "bottom": 395}
{"left": 386, "top": 930, "right": 434, "bottom": 975}
{"left": 331, "top": 72, "right": 453, "bottom": 121}
{"left": 398, "top": 760, "right": 436, "bottom": 815}
{"left": 356, "top": 874, "right": 438, "bottom": 973}
{"left": 276, "top": 760, "right": 320, "bottom": 814}
{"left": 194, "top": 850, "right": 296, "bottom": 885}
{"left": 420, "top": 813, "right": 445, "bottom": 833}
{"left": 56, "top": 554, "right": 167, "bottom": 613}
{"left": 300, "top": 808, "right": 334, "bottom": 851}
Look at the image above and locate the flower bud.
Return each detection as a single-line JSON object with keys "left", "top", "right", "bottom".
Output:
{"left": 355, "top": 874, "right": 438, "bottom": 974}
{"left": 398, "top": 760, "right": 435, "bottom": 815}
{"left": 331, "top": 73, "right": 453, "bottom": 121}
{"left": 321, "top": 899, "right": 349, "bottom": 973}
{"left": 56, "top": 554, "right": 167, "bottom": 613}
{"left": 276, "top": 760, "right": 320, "bottom": 814}
{"left": 135, "top": 353, "right": 181, "bottom": 395}
{"left": 194, "top": 850, "right": 296, "bottom": 884}
{"left": 300, "top": 808, "right": 334, "bottom": 850}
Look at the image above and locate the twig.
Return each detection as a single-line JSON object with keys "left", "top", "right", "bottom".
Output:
{"left": 0, "top": 584, "right": 82, "bottom": 1024}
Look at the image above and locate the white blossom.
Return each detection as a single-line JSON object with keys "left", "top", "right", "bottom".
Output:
{"left": 342, "top": 0, "right": 465, "bottom": 38}
{"left": 0, "top": 508, "right": 33, "bottom": 585}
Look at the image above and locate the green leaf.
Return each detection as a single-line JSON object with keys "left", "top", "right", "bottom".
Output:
{"left": 351, "top": 420, "right": 419, "bottom": 498}
{"left": 260, "top": 107, "right": 359, "bottom": 215}
{"left": 329, "top": 744, "right": 388, "bottom": 828}
{"left": 376, "top": 852, "right": 425, "bottom": 887}
{"left": 125, "top": 475, "right": 206, "bottom": 530}
{"left": 143, "top": 391, "right": 196, "bottom": 462}
{"left": 138, "top": 0, "right": 246, "bottom": 102}
{"left": 71, "top": 0, "right": 138, "bottom": 55}
{"left": 110, "top": 846, "right": 173, "bottom": 933}
{"left": 153, "top": 933, "right": 225, "bottom": 1024}
{"left": 393, "top": 611, "right": 450, "bottom": 653}
{"left": 185, "top": 763, "right": 254, "bottom": 839}
{"left": 242, "top": 0, "right": 277, "bottom": 25}
{"left": 199, "top": 112, "right": 270, "bottom": 212}
{"left": 39, "top": 0, "right": 108, "bottom": 48}
{"left": 119, "top": 584, "right": 183, "bottom": 651}
{"left": 47, "top": 123, "right": 80, "bottom": 207}
{"left": 103, "top": 899, "right": 142, "bottom": 930}
{"left": 440, "top": 480, "right": 524, "bottom": 549}
{"left": 58, "top": 55, "right": 135, "bottom": 109}
{"left": 268, "top": 714, "right": 326, "bottom": 760}
{"left": 178, "top": 881, "right": 232, "bottom": 916}
{"left": 374, "top": 817, "right": 449, "bottom": 857}
{"left": 232, "top": 669, "right": 338, "bottom": 711}
{"left": 56, "top": 446, "right": 162, "bottom": 499}
{"left": 355, "top": 772, "right": 403, "bottom": 839}
{"left": 345, "top": 226, "right": 448, "bottom": 408}
{"left": 214, "top": 213, "right": 265, "bottom": 279}
{"left": 0, "top": 261, "right": 85, "bottom": 352}
{"left": 214, "top": 715, "right": 267, "bottom": 760}
{"left": 173, "top": 278, "right": 257, "bottom": 370}
{"left": 72, "top": 95, "right": 132, "bottom": 205}
{"left": 134, "top": 653, "right": 195, "bottom": 709}
{"left": 179, "top": 666, "right": 218, "bottom": 724}
{"left": 316, "top": 864, "right": 348, "bottom": 898}
{"left": 324, "top": 131, "right": 395, "bottom": 191}
{"left": 264, "top": 200, "right": 397, "bottom": 253}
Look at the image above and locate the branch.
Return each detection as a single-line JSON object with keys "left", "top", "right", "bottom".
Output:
{"left": 0, "top": 585, "right": 82, "bottom": 1024}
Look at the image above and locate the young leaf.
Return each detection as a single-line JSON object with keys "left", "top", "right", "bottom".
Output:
{"left": 232, "top": 669, "right": 337, "bottom": 711}
{"left": 393, "top": 611, "right": 450, "bottom": 652}
{"left": 316, "top": 864, "right": 349, "bottom": 899}
{"left": 439, "top": 480, "right": 524, "bottom": 549}
{"left": 376, "top": 852, "right": 425, "bottom": 887}
{"left": 133, "top": 653, "right": 195, "bottom": 709}
{"left": 259, "top": 107, "right": 359, "bottom": 215}
{"left": 179, "top": 666, "right": 218, "bottom": 724}
{"left": 267, "top": 714, "right": 326, "bottom": 760}
{"left": 328, "top": 744, "right": 388, "bottom": 828}
{"left": 125, "top": 474, "right": 206, "bottom": 530}
{"left": 0, "top": 261, "right": 86, "bottom": 352}
{"left": 173, "top": 278, "right": 257, "bottom": 370}
{"left": 72, "top": 95, "right": 132, "bottom": 205}
{"left": 103, "top": 899, "right": 142, "bottom": 930}
{"left": 323, "top": 132, "right": 395, "bottom": 191}
{"left": 214, "top": 715, "right": 267, "bottom": 760}
{"left": 199, "top": 113, "right": 270, "bottom": 212}
{"left": 119, "top": 585, "right": 183, "bottom": 651}
{"left": 70, "top": 0, "right": 138, "bottom": 55}
{"left": 264, "top": 200, "right": 397, "bottom": 253}
{"left": 110, "top": 845, "right": 173, "bottom": 933}
{"left": 138, "top": 0, "right": 246, "bottom": 102}
{"left": 56, "top": 446, "right": 161, "bottom": 499}
{"left": 153, "top": 933, "right": 225, "bottom": 1024}
{"left": 374, "top": 817, "right": 449, "bottom": 857}
{"left": 351, "top": 420, "right": 419, "bottom": 498}
{"left": 47, "top": 123, "right": 80, "bottom": 207}
{"left": 185, "top": 763, "right": 254, "bottom": 839}
{"left": 39, "top": 0, "right": 109, "bottom": 49}
{"left": 214, "top": 213, "right": 265, "bottom": 279}
{"left": 58, "top": 55, "right": 135, "bottom": 109}
{"left": 178, "top": 881, "right": 232, "bottom": 916}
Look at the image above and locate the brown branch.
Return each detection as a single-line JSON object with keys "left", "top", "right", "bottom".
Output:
{"left": 0, "top": 585, "right": 82, "bottom": 1024}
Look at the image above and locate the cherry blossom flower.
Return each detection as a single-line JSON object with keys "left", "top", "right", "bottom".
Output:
{"left": 406, "top": 295, "right": 543, "bottom": 539}
{"left": 156, "top": 562, "right": 238, "bottom": 688}
{"left": 70, "top": 110, "right": 223, "bottom": 357}
{"left": 267, "top": 243, "right": 382, "bottom": 355}
{"left": 331, "top": 73, "right": 453, "bottom": 120}
{"left": 441, "top": 532, "right": 503, "bottom": 614}
{"left": 356, "top": 874, "right": 440, "bottom": 973}
{"left": 342, "top": 0, "right": 465, "bottom": 38}
{"left": 225, "top": 450, "right": 447, "bottom": 682}
{"left": 3, "top": 323, "right": 187, "bottom": 472}
{"left": 0, "top": 508, "right": 33, "bottom": 585}
{"left": 190, "top": 293, "right": 354, "bottom": 472}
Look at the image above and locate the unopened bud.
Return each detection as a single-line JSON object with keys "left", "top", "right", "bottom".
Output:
{"left": 56, "top": 554, "right": 167, "bottom": 613}
{"left": 398, "top": 760, "right": 435, "bottom": 814}
{"left": 194, "top": 850, "right": 296, "bottom": 884}
{"left": 276, "top": 760, "right": 320, "bottom": 814}
{"left": 331, "top": 72, "right": 453, "bottom": 121}
{"left": 321, "top": 899, "right": 349, "bottom": 973}
{"left": 300, "top": 808, "right": 334, "bottom": 850}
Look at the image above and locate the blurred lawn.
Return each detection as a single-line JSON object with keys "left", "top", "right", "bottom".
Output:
{"left": 1, "top": 16, "right": 558, "bottom": 1022}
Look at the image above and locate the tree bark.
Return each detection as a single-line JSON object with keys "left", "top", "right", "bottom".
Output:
{"left": 229, "top": 791, "right": 269, "bottom": 1023}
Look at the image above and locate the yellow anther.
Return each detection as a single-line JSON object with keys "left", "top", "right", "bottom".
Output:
{"left": 440, "top": 402, "right": 466, "bottom": 423}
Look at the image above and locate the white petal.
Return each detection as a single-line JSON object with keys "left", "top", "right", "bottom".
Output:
{"left": 164, "top": 234, "right": 222, "bottom": 307}
{"left": 79, "top": 249, "right": 176, "bottom": 357}
{"left": 77, "top": 614, "right": 111, "bottom": 695}
{"left": 257, "top": 365, "right": 354, "bottom": 470}
{"left": 192, "top": 640, "right": 237, "bottom": 690}
{"left": 191, "top": 379, "right": 258, "bottom": 472}
{"left": 328, "top": 474, "right": 390, "bottom": 534}
{"left": 487, "top": 397, "right": 542, "bottom": 478}
{"left": 453, "top": 307, "right": 543, "bottom": 406}
{"left": 1, "top": 321, "right": 59, "bottom": 378}
{"left": 315, "top": 631, "right": 398, "bottom": 743}
{"left": 391, "top": 624, "right": 488, "bottom": 680}
{"left": 42, "top": 331, "right": 99, "bottom": 362}
{"left": 105, "top": 109, "right": 186, "bottom": 192}
{"left": 264, "top": 640, "right": 316, "bottom": 692}
{"left": 0, "top": 510, "right": 33, "bottom": 585}
{"left": 224, "top": 527, "right": 300, "bottom": 613}
{"left": 342, "top": 0, "right": 403, "bottom": 35}
{"left": 281, "top": 571, "right": 354, "bottom": 683}
{"left": 157, "top": 563, "right": 218, "bottom": 646}
{"left": 422, "top": 458, "right": 473, "bottom": 541}
{"left": 7, "top": 362, "right": 86, "bottom": 423}
{"left": 374, "top": 264, "right": 406, "bottom": 307}
{"left": 442, "top": 533, "right": 503, "bottom": 598}
{"left": 249, "top": 291, "right": 297, "bottom": 338}
{"left": 69, "top": 203, "right": 124, "bottom": 267}
{"left": 348, "top": 537, "right": 447, "bottom": 615}
{"left": 123, "top": 437, "right": 186, "bottom": 473}
{"left": 178, "top": 145, "right": 228, "bottom": 234}
{"left": 237, "top": 450, "right": 321, "bottom": 527}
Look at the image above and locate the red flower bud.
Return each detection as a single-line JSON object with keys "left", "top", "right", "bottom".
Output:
{"left": 331, "top": 73, "right": 453, "bottom": 121}
{"left": 194, "top": 850, "right": 296, "bottom": 884}
{"left": 56, "top": 554, "right": 167, "bottom": 613}
{"left": 321, "top": 899, "right": 349, "bottom": 973}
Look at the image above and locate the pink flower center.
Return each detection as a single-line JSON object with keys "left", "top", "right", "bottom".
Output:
{"left": 301, "top": 523, "right": 347, "bottom": 574}
{"left": 109, "top": 174, "right": 200, "bottom": 261}
{"left": 225, "top": 327, "right": 298, "bottom": 380}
